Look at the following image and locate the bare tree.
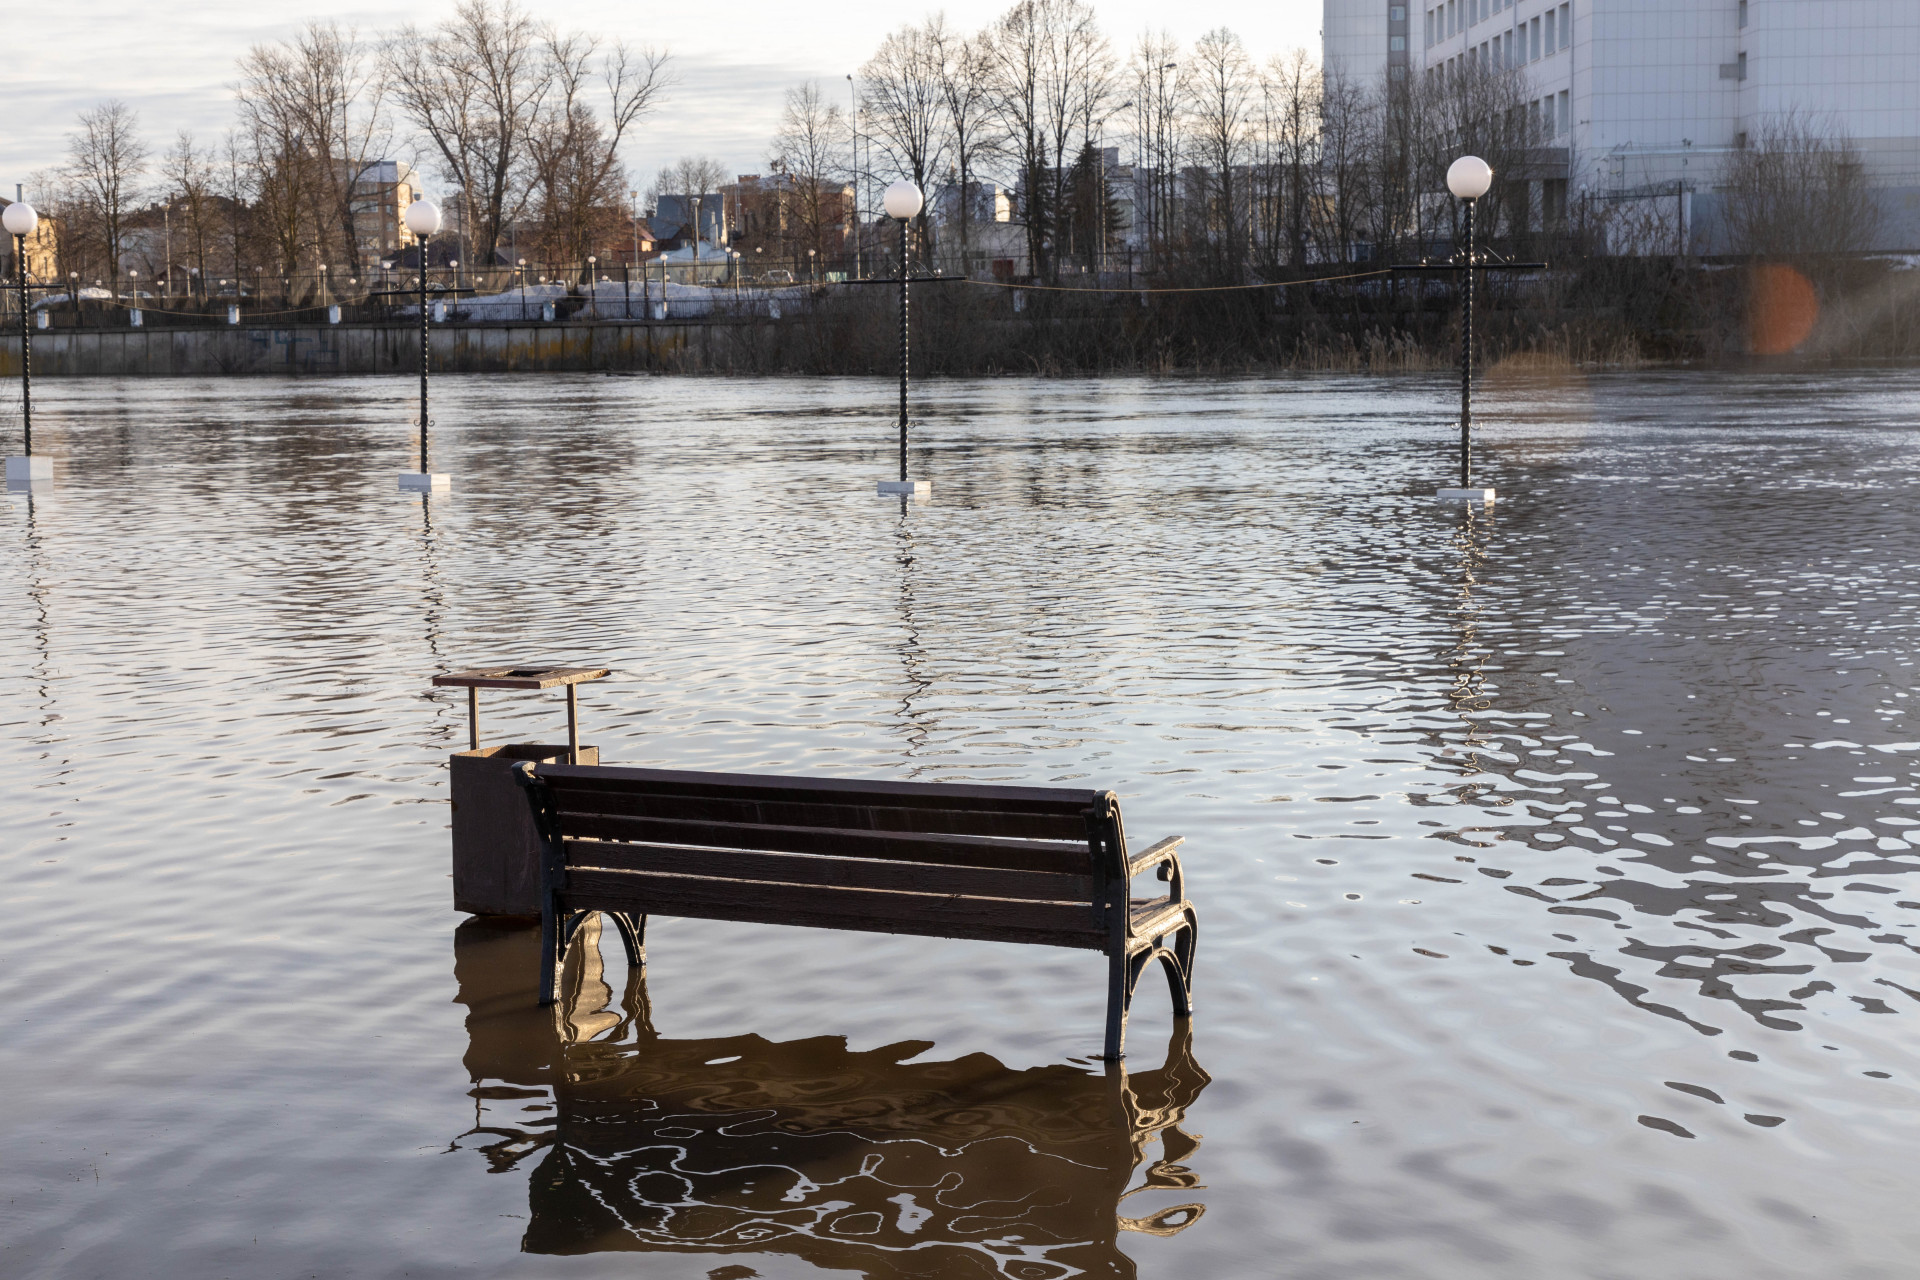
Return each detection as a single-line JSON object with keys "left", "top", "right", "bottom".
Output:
{"left": 28, "top": 168, "right": 83, "bottom": 286}
{"left": 928, "top": 16, "right": 1000, "bottom": 265}
{"left": 236, "top": 22, "right": 389, "bottom": 274}
{"left": 1260, "top": 49, "right": 1318, "bottom": 271}
{"left": 1186, "top": 28, "right": 1254, "bottom": 270}
{"left": 771, "top": 81, "right": 848, "bottom": 262}
{"left": 1418, "top": 58, "right": 1539, "bottom": 250}
{"left": 162, "top": 132, "right": 218, "bottom": 291}
{"left": 861, "top": 21, "right": 949, "bottom": 261}
{"left": 1311, "top": 72, "right": 1374, "bottom": 267}
{"left": 526, "top": 32, "right": 672, "bottom": 269}
{"left": 65, "top": 100, "right": 150, "bottom": 280}
{"left": 220, "top": 130, "right": 249, "bottom": 280}
{"left": 384, "top": 0, "right": 551, "bottom": 265}
{"left": 989, "top": 0, "right": 1111, "bottom": 278}
{"left": 1129, "top": 32, "right": 1186, "bottom": 261}
{"left": 1722, "top": 113, "right": 1881, "bottom": 258}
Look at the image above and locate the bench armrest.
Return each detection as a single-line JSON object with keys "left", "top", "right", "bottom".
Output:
{"left": 1127, "top": 835, "right": 1185, "bottom": 879}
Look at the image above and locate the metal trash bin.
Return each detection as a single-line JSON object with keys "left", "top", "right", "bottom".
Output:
{"left": 432, "top": 665, "right": 610, "bottom": 916}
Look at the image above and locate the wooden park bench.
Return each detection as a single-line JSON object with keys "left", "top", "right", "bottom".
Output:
{"left": 512, "top": 762, "right": 1198, "bottom": 1059}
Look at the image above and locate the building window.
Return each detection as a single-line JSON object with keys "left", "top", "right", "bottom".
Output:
{"left": 1544, "top": 9, "right": 1555, "bottom": 49}
{"left": 1530, "top": 17, "right": 1541, "bottom": 60}
{"left": 1390, "top": 6, "right": 1406, "bottom": 19}
{"left": 1738, "top": 0, "right": 1748, "bottom": 27}
{"left": 1738, "top": 50, "right": 1747, "bottom": 79}
{"left": 1557, "top": 90, "right": 1570, "bottom": 135}
{"left": 1391, "top": 34, "right": 1406, "bottom": 50}
{"left": 1559, "top": 3, "right": 1571, "bottom": 48}
{"left": 1426, "top": 10, "right": 1434, "bottom": 45}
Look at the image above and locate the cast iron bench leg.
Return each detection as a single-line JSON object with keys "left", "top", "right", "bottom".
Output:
{"left": 1165, "top": 909, "right": 1198, "bottom": 1017}
{"left": 608, "top": 912, "right": 647, "bottom": 969}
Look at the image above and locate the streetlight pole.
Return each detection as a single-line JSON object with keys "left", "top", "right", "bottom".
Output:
{"left": 400, "top": 197, "right": 445, "bottom": 491}
{"left": 3, "top": 199, "right": 46, "bottom": 487}
{"left": 1446, "top": 156, "right": 1490, "bottom": 497}
{"left": 418, "top": 236, "right": 429, "bottom": 469}
{"left": 1389, "top": 158, "right": 1541, "bottom": 504}
{"left": 877, "top": 181, "right": 926, "bottom": 496}
{"left": 896, "top": 216, "right": 908, "bottom": 479}
{"left": 1458, "top": 197, "right": 1475, "bottom": 490}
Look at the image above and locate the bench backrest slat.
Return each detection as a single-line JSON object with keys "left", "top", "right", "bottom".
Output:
{"left": 559, "top": 813, "right": 1092, "bottom": 876}
{"left": 541, "top": 765, "right": 1103, "bottom": 861}
{"left": 540, "top": 764, "right": 1098, "bottom": 814}
{"left": 563, "top": 837, "right": 1095, "bottom": 903}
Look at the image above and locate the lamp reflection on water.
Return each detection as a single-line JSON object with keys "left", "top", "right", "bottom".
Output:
{"left": 451, "top": 917, "right": 1210, "bottom": 1277}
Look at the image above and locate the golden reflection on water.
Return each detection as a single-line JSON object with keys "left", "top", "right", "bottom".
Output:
{"left": 452, "top": 916, "right": 1209, "bottom": 1277}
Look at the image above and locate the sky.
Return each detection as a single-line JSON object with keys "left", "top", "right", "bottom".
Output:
{"left": 6, "top": 0, "right": 1323, "bottom": 205}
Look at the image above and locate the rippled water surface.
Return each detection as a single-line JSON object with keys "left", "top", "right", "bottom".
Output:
{"left": 7, "top": 368, "right": 1920, "bottom": 1279}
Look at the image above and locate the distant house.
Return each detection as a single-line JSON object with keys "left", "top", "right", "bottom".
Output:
{"left": 718, "top": 171, "right": 853, "bottom": 257}
{"left": 347, "top": 160, "right": 423, "bottom": 258}
{"left": 934, "top": 179, "right": 1015, "bottom": 228}
{"left": 0, "top": 195, "right": 59, "bottom": 281}
{"left": 653, "top": 193, "right": 728, "bottom": 249}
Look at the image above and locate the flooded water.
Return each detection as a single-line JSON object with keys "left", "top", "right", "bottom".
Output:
{"left": 6, "top": 367, "right": 1920, "bottom": 1279}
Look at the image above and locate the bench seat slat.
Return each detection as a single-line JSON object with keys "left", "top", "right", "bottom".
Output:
{"left": 1129, "top": 896, "right": 1189, "bottom": 941}
{"left": 562, "top": 837, "right": 1095, "bottom": 901}
{"left": 548, "top": 785, "right": 1091, "bottom": 842}
{"left": 559, "top": 868, "right": 1107, "bottom": 950}
{"left": 558, "top": 812, "right": 1093, "bottom": 875}
{"left": 540, "top": 763, "right": 1101, "bottom": 814}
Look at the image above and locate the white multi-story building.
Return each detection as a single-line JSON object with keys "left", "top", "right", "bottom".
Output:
{"left": 1323, "top": 0, "right": 1920, "bottom": 248}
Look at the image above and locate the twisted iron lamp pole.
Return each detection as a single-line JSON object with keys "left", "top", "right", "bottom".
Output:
{"left": 402, "top": 198, "right": 443, "bottom": 479}
{"left": 3, "top": 202, "right": 39, "bottom": 456}
{"left": 881, "top": 181, "right": 924, "bottom": 487}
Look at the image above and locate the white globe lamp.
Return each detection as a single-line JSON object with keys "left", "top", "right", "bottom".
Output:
{"left": 404, "top": 199, "right": 442, "bottom": 238}
{"left": 1446, "top": 156, "right": 1493, "bottom": 200}
{"left": 2, "top": 201, "right": 38, "bottom": 237}
{"left": 882, "top": 181, "right": 924, "bottom": 221}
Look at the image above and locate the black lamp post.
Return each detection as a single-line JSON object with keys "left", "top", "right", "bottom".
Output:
{"left": 1389, "top": 155, "right": 1543, "bottom": 504}
{"left": 1445, "top": 156, "right": 1493, "bottom": 495}
{"left": 401, "top": 197, "right": 446, "bottom": 491}
{"left": 877, "top": 180, "right": 926, "bottom": 496}
{"left": 3, "top": 199, "right": 46, "bottom": 487}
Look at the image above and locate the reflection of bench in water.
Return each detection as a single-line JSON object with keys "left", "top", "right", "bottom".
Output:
{"left": 452, "top": 917, "right": 1210, "bottom": 1277}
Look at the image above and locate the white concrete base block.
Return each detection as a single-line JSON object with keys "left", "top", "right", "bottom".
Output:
{"left": 1436, "top": 487, "right": 1496, "bottom": 503}
{"left": 877, "top": 479, "right": 931, "bottom": 496}
{"left": 399, "top": 472, "right": 451, "bottom": 492}
{"left": 6, "top": 456, "right": 53, "bottom": 490}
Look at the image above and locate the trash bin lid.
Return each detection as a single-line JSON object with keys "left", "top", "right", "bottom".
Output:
{"left": 432, "top": 665, "right": 610, "bottom": 690}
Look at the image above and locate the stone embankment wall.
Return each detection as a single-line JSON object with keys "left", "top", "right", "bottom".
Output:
{"left": 0, "top": 321, "right": 778, "bottom": 376}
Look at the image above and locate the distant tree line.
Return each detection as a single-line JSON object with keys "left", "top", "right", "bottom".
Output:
{"left": 12, "top": 0, "right": 1900, "bottom": 367}
{"left": 23, "top": 1, "right": 668, "bottom": 289}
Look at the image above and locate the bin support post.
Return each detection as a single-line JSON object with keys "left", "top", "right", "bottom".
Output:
{"left": 467, "top": 687, "right": 479, "bottom": 750}
{"left": 566, "top": 684, "right": 580, "bottom": 765}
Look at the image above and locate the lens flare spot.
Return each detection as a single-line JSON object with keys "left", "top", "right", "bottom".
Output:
{"left": 1749, "top": 264, "right": 1819, "bottom": 355}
